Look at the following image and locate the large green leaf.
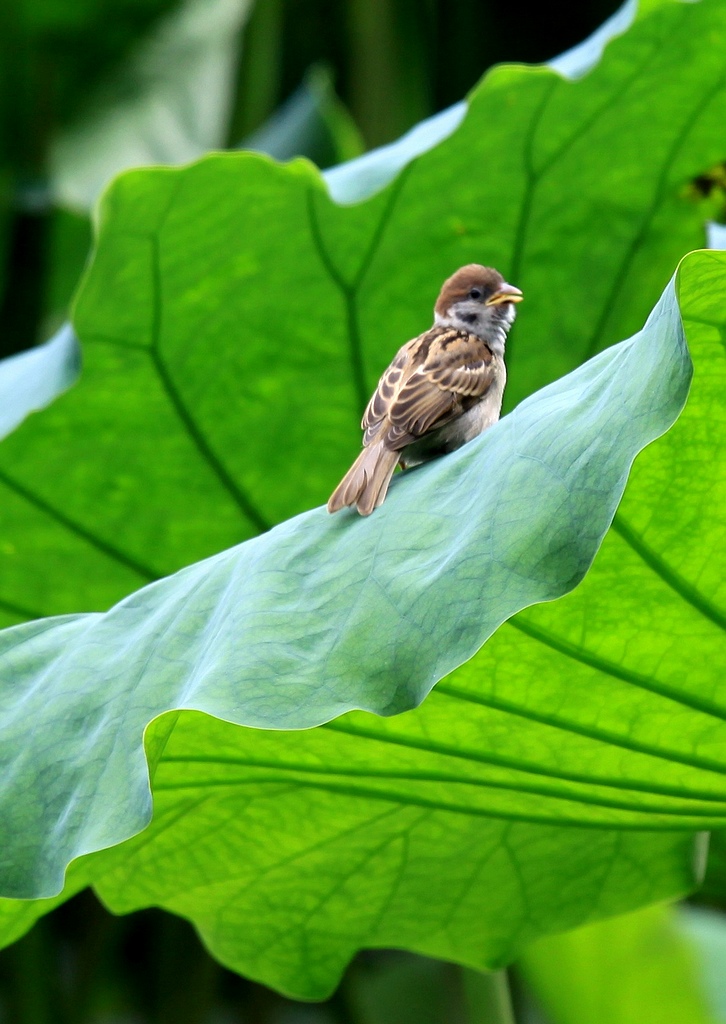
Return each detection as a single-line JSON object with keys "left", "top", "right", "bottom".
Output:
{"left": 1, "top": 0, "right": 726, "bottom": 999}
{"left": 0, "top": 265, "right": 694, "bottom": 897}
{"left": 0, "top": 251, "right": 722, "bottom": 996}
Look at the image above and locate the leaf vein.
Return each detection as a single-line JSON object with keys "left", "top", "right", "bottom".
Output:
{"left": 148, "top": 236, "right": 271, "bottom": 534}
{"left": 0, "top": 468, "right": 159, "bottom": 582}
{"left": 612, "top": 512, "right": 726, "bottom": 631}
{"left": 583, "top": 62, "right": 726, "bottom": 358}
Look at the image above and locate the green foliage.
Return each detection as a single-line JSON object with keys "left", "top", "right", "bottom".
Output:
{"left": 50, "top": 0, "right": 254, "bottom": 211}
{"left": 0, "top": 0, "right": 183, "bottom": 360}
{"left": 1, "top": 0, "right": 726, "bottom": 1003}
{"left": 0, "top": 0, "right": 180, "bottom": 148}
{"left": 0, "top": 739, "right": 703, "bottom": 999}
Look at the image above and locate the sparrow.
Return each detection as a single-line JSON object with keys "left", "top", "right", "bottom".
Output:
{"left": 327, "top": 264, "right": 523, "bottom": 516}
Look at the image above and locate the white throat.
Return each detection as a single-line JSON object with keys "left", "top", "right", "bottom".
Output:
{"left": 434, "top": 300, "right": 516, "bottom": 356}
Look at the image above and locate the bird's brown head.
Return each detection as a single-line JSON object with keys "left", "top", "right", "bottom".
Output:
{"left": 434, "top": 264, "right": 523, "bottom": 351}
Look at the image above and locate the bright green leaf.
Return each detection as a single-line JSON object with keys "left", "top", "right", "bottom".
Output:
{"left": 0, "top": 252, "right": 723, "bottom": 995}
{"left": 90, "top": 732, "right": 702, "bottom": 999}
{"left": 0, "top": 714, "right": 704, "bottom": 999}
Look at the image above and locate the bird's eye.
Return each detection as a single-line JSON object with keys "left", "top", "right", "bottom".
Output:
{"left": 469, "top": 287, "right": 483, "bottom": 300}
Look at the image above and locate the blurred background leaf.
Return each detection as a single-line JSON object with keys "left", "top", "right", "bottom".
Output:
{"left": 518, "top": 904, "right": 721, "bottom": 1024}
{"left": 678, "top": 904, "right": 726, "bottom": 1024}
{"left": 240, "top": 64, "right": 365, "bottom": 168}
{"left": 0, "top": 0, "right": 183, "bottom": 358}
{"left": 49, "top": 0, "right": 254, "bottom": 211}
{"left": 0, "top": 322, "right": 78, "bottom": 442}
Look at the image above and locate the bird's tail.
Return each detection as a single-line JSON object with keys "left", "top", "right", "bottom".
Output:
{"left": 327, "top": 443, "right": 400, "bottom": 516}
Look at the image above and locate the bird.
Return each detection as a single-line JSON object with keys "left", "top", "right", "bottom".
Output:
{"left": 327, "top": 264, "right": 523, "bottom": 516}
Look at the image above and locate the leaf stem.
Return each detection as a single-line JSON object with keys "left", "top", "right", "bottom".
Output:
{"left": 463, "top": 968, "right": 517, "bottom": 1024}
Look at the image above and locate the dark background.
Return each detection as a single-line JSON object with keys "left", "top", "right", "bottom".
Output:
{"left": 231, "top": 0, "right": 621, "bottom": 146}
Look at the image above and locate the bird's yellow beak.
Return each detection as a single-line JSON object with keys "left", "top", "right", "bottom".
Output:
{"left": 486, "top": 283, "right": 523, "bottom": 306}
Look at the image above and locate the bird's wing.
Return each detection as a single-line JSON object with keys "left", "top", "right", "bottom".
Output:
{"left": 362, "top": 328, "right": 497, "bottom": 450}
{"left": 362, "top": 344, "right": 410, "bottom": 443}
{"left": 423, "top": 331, "right": 498, "bottom": 396}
